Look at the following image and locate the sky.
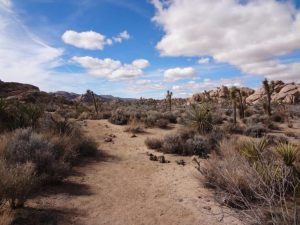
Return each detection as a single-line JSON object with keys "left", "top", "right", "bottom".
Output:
{"left": 0, "top": 0, "right": 300, "bottom": 98}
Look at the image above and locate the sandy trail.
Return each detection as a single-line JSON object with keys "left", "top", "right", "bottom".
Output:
{"left": 30, "top": 120, "right": 241, "bottom": 225}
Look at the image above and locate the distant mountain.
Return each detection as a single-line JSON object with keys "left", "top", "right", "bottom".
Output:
{"left": 50, "top": 91, "right": 80, "bottom": 101}
{"left": 0, "top": 80, "right": 40, "bottom": 98}
{"left": 0, "top": 80, "right": 135, "bottom": 103}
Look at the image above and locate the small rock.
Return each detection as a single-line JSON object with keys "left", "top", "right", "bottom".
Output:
{"left": 203, "top": 206, "right": 211, "bottom": 210}
{"left": 104, "top": 137, "right": 113, "bottom": 142}
{"left": 131, "top": 134, "right": 137, "bottom": 138}
{"left": 176, "top": 159, "right": 186, "bottom": 166}
{"left": 149, "top": 154, "right": 158, "bottom": 161}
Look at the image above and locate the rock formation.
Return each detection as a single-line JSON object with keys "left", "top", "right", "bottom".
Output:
{"left": 191, "top": 85, "right": 254, "bottom": 103}
{"left": 246, "top": 81, "right": 300, "bottom": 104}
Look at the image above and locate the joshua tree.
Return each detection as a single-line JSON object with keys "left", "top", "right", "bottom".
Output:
{"left": 230, "top": 87, "right": 238, "bottom": 125}
{"left": 236, "top": 88, "right": 245, "bottom": 119}
{"left": 86, "top": 90, "right": 99, "bottom": 115}
{"left": 262, "top": 79, "right": 275, "bottom": 116}
{"left": 166, "top": 90, "right": 173, "bottom": 112}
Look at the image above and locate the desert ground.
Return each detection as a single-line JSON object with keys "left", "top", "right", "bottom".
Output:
{"left": 24, "top": 120, "right": 241, "bottom": 225}
{"left": 1, "top": 80, "right": 300, "bottom": 225}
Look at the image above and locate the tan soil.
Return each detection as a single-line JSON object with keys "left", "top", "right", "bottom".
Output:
{"left": 28, "top": 120, "right": 242, "bottom": 225}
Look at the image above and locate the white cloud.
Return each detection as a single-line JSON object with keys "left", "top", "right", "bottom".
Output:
{"left": 164, "top": 67, "right": 196, "bottom": 80}
{"left": 152, "top": 0, "right": 300, "bottom": 82}
{"left": 62, "top": 30, "right": 130, "bottom": 50}
{"left": 62, "top": 30, "right": 106, "bottom": 50}
{"left": 72, "top": 56, "right": 149, "bottom": 80}
{"left": 132, "top": 59, "right": 150, "bottom": 69}
{"left": 198, "top": 57, "right": 210, "bottom": 64}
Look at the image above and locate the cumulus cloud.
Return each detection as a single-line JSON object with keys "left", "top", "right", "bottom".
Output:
{"left": 152, "top": 0, "right": 300, "bottom": 82}
{"left": 164, "top": 67, "right": 196, "bottom": 80}
{"left": 72, "top": 56, "right": 150, "bottom": 80}
{"left": 198, "top": 57, "right": 210, "bottom": 64}
{"left": 62, "top": 30, "right": 130, "bottom": 50}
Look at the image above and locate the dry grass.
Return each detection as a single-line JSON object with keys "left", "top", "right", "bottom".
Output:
{"left": 200, "top": 138, "right": 300, "bottom": 224}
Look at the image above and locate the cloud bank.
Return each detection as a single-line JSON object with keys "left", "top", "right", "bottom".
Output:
{"left": 152, "top": 0, "right": 300, "bottom": 82}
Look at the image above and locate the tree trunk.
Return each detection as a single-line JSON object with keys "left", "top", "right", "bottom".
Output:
{"left": 233, "top": 100, "right": 237, "bottom": 125}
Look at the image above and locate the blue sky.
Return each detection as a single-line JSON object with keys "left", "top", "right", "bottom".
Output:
{"left": 0, "top": 0, "right": 300, "bottom": 98}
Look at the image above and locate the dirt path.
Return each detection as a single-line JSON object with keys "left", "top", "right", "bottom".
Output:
{"left": 30, "top": 120, "right": 242, "bottom": 225}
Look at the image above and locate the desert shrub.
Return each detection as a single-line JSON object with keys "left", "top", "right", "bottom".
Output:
{"left": 145, "top": 138, "right": 162, "bottom": 149}
{"left": 187, "top": 103, "right": 213, "bottom": 134}
{"left": 109, "top": 110, "right": 129, "bottom": 125}
{"left": 161, "top": 134, "right": 183, "bottom": 154}
{"left": 0, "top": 160, "right": 38, "bottom": 209}
{"left": 124, "top": 114, "right": 144, "bottom": 134}
{"left": 0, "top": 101, "right": 43, "bottom": 131}
{"left": 244, "top": 108, "right": 256, "bottom": 117}
{"left": 155, "top": 118, "right": 169, "bottom": 129}
{"left": 244, "top": 124, "right": 268, "bottom": 138}
{"left": 207, "top": 128, "right": 225, "bottom": 151}
{"left": 200, "top": 138, "right": 300, "bottom": 225}
{"left": 185, "top": 135, "right": 209, "bottom": 157}
{"left": 223, "top": 123, "right": 244, "bottom": 134}
{"left": 49, "top": 116, "right": 74, "bottom": 135}
{"left": 211, "top": 113, "right": 224, "bottom": 125}
{"left": 265, "top": 134, "right": 288, "bottom": 145}
{"left": 3, "top": 129, "right": 69, "bottom": 183}
{"left": 225, "top": 109, "right": 232, "bottom": 116}
{"left": 100, "top": 111, "right": 112, "bottom": 119}
{"left": 246, "top": 114, "right": 270, "bottom": 126}
{"left": 158, "top": 129, "right": 211, "bottom": 157}
{"left": 271, "top": 112, "right": 286, "bottom": 123}
{"left": 162, "top": 112, "right": 177, "bottom": 123}
{"left": 50, "top": 126, "right": 98, "bottom": 164}
{"left": 124, "top": 125, "right": 144, "bottom": 134}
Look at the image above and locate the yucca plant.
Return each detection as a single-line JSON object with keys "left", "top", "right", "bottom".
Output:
{"left": 239, "top": 138, "right": 268, "bottom": 162}
{"left": 188, "top": 103, "right": 213, "bottom": 135}
{"left": 276, "top": 142, "right": 299, "bottom": 166}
